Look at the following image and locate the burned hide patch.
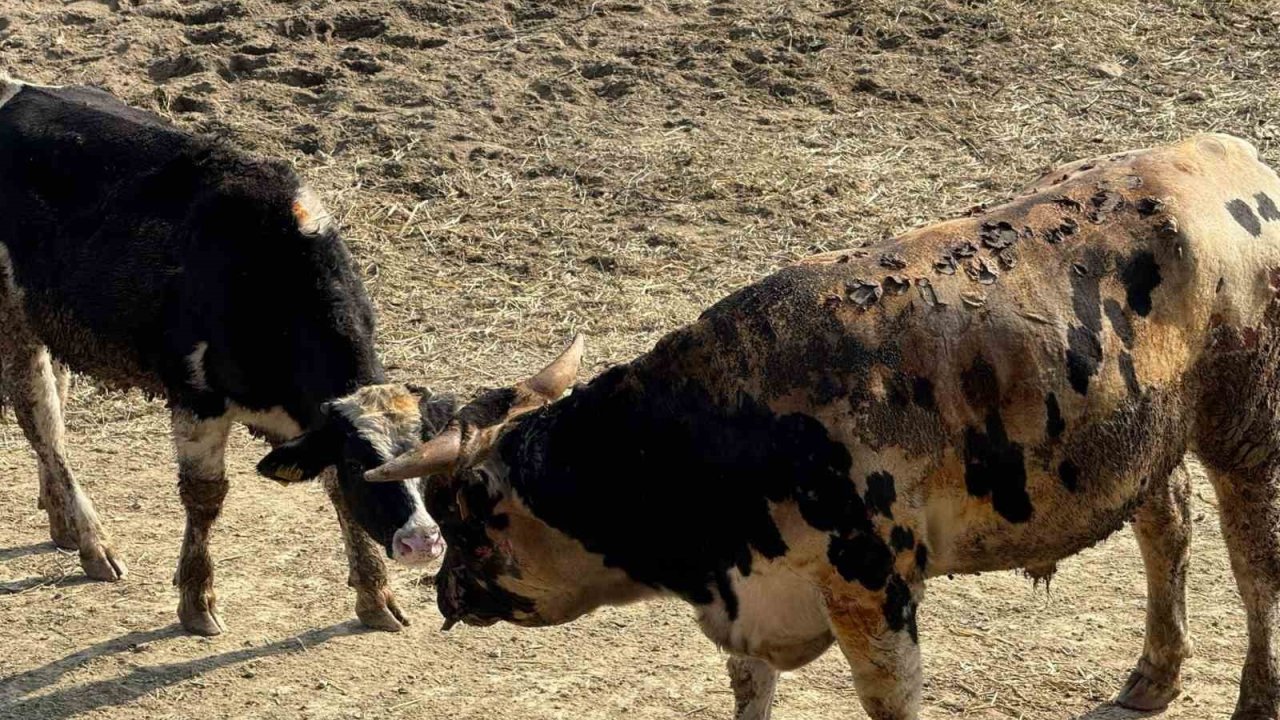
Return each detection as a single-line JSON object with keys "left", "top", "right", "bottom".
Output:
{"left": 1135, "top": 197, "right": 1164, "bottom": 216}
{"left": 1045, "top": 393, "right": 1065, "bottom": 440}
{"left": 1119, "top": 250, "right": 1162, "bottom": 317}
{"left": 1227, "top": 198, "right": 1263, "bottom": 237}
{"left": 963, "top": 410, "right": 1033, "bottom": 523}
{"left": 865, "top": 471, "right": 896, "bottom": 518}
{"left": 879, "top": 252, "right": 908, "bottom": 270}
{"left": 1044, "top": 218, "right": 1079, "bottom": 244}
{"left": 1088, "top": 190, "right": 1125, "bottom": 223}
{"left": 979, "top": 221, "right": 1018, "bottom": 250}
{"left": 883, "top": 574, "right": 918, "bottom": 643}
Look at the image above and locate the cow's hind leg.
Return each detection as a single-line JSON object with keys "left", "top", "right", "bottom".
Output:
{"left": 1116, "top": 459, "right": 1194, "bottom": 710}
{"left": 322, "top": 473, "right": 409, "bottom": 632}
{"left": 36, "top": 360, "right": 75, "bottom": 547}
{"left": 172, "top": 410, "right": 232, "bottom": 636}
{"left": 4, "top": 345, "right": 124, "bottom": 580}
{"left": 728, "top": 656, "right": 779, "bottom": 720}
{"left": 1194, "top": 319, "right": 1280, "bottom": 719}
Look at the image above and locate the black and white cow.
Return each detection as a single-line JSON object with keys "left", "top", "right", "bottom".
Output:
{"left": 357, "top": 136, "right": 1280, "bottom": 719}
{"left": 0, "top": 75, "right": 440, "bottom": 635}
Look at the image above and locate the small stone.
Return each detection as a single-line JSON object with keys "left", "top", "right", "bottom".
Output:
{"left": 1093, "top": 61, "right": 1125, "bottom": 79}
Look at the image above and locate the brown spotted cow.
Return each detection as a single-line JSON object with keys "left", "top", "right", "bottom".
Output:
{"left": 349, "top": 134, "right": 1279, "bottom": 719}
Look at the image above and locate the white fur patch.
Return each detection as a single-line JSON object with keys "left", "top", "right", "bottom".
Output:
{"left": 186, "top": 342, "right": 210, "bottom": 392}
{"left": 292, "top": 186, "right": 334, "bottom": 237}
{"left": 229, "top": 403, "right": 304, "bottom": 441}
{"left": 171, "top": 410, "right": 232, "bottom": 477}
{"left": 0, "top": 75, "right": 64, "bottom": 110}
{"left": 697, "top": 561, "right": 833, "bottom": 671}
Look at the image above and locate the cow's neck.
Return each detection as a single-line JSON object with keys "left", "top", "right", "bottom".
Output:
{"left": 495, "top": 351, "right": 840, "bottom": 611}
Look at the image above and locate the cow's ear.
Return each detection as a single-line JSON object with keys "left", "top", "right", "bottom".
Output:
{"left": 257, "top": 424, "right": 339, "bottom": 483}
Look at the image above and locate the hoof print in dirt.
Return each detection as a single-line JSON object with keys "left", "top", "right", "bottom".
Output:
{"left": 595, "top": 80, "right": 634, "bottom": 100}
{"left": 149, "top": 51, "right": 209, "bottom": 82}
{"left": 184, "top": 24, "right": 243, "bottom": 46}
{"left": 139, "top": 1, "right": 245, "bottom": 26}
{"left": 339, "top": 47, "right": 383, "bottom": 75}
{"left": 332, "top": 12, "right": 389, "bottom": 41}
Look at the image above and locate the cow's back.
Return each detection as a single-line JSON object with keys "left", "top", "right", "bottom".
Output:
{"left": 658, "top": 134, "right": 1280, "bottom": 576}
{"left": 0, "top": 78, "right": 381, "bottom": 417}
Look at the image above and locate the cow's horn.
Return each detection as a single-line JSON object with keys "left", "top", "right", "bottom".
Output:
{"left": 364, "top": 428, "right": 462, "bottom": 482}
{"left": 523, "top": 334, "right": 585, "bottom": 401}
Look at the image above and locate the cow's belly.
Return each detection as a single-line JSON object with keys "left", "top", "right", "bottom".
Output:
{"left": 924, "top": 393, "right": 1187, "bottom": 577}
{"left": 696, "top": 559, "right": 834, "bottom": 670}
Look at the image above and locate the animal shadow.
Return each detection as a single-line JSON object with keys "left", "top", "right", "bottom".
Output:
{"left": 0, "top": 621, "right": 366, "bottom": 719}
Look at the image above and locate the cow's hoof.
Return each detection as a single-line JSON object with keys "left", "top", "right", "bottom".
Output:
{"left": 179, "top": 606, "right": 226, "bottom": 637}
{"left": 1115, "top": 668, "right": 1181, "bottom": 711}
{"left": 79, "top": 543, "right": 127, "bottom": 581}
{"left": 356, "top": 588, "right": 409, "bottom": 632}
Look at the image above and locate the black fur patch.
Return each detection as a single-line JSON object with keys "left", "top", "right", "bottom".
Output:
{"left": 915, "top": 543, "right": 929, "bottom": 572}
{"left": 1045, "top": 393, "right": 1065, "bottom": 440}
{"left": 1119, "top": 352, "right": 1140, "bottom": 396}
{"left": 1066, "top": 325, "right": 1103, "bottom": 396}
{"left": 497, "top": 365, "right": 898, "bottom": 604}
{"left": 964, "top": 410, "right": 1033, "bottom": 523}
{"left": 1103, "top": 298, "right": 1134, "bottom": 349}
{"left": 961, "top": 356, "right": 1000, "bottom": 410}
{"left": 865, "top": 472, "right": 896, "bottom": 518}
{"left": 1119, "top": 251, "right": 1162, "bottom": 317}
{"left": 883, "top": 574, "right": 918, "bottom": 643}
{"left": 911, "top": 376, "right": 936, "bottom": 410}
{"left": 0, "top": 82, "right": 413, "bottom": 549}
{"left": 1070, "top": 250, "right": 1105, "bottom": 334}
{"left": 1058, "top": 459, "right": 1080, "bottom": 492}
{"left": 1258, "top": 192, "right": 1280, "bottom": 222}
{"left": 1066, "top": 249, "right": 1107, "bottom": 395}
{"left": 890, "top": 525, "right": 915, "bottom": 552}
{"left": 1227, "top": 198, "right": 1263, "bottom": 237}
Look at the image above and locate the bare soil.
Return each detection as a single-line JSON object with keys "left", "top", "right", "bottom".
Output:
{"left": 1, "top": 0, "right": 1278, "bottom": 718}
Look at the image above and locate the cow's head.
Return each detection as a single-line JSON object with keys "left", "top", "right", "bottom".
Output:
{"left": 364, "top": 336, "right": 646, "bottom": 629}
{"left": 255, "top": 385, "right": 455, "bottom": 566}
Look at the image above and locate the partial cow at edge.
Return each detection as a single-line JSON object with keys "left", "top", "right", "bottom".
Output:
{"left": 367, "top": 135, "right": 1280, "bottom": 719}
{"left": 0, "top": 75, "right": 441, "bottom": 636}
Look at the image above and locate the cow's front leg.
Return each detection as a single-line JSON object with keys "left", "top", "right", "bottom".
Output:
{"left": 322, "top": 472, "right": 409, "bottom": 632}
{"left": 1116, "top": 460, "right": 1193, "bottom": 710}
{"left": 172, "top": 410, "right": 232, "bottom": 636}
{"left": 729, "top": 655, "right": 779, "bottom": 720}
{"left": 825, "top": 575, "right": 924, "bottom": 720}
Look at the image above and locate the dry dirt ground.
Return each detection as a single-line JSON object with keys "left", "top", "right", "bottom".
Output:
{"left": 1, "top": 0, "right": 1279, "bottom": 718}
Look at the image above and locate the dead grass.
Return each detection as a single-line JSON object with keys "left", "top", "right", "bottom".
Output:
{"left": 1, "top": 0, "right": 1279, "bottom": 718}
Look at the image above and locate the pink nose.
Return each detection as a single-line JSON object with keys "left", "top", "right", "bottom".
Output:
{"left": 394, "top": 527, "right": 445, "bottom": 563}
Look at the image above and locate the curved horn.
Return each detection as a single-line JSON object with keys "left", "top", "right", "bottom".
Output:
{"left": 364, "top": 428, "right": 462, "bottom": 483}
{"left": 523, "top": 334, "right": 586, "bottom": 401}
